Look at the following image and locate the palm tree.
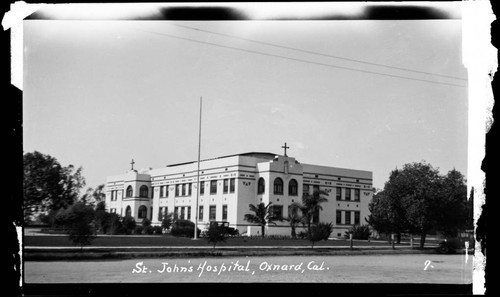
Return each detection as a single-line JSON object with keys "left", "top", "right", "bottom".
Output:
{"left": 244, "top": 202, "right": 281, "bottom": 238}
{"left": 286, "top": 202, "right": 303, "bottom": 238}
{"left": 302, "top": 190, "right": 329, "bottom": 236}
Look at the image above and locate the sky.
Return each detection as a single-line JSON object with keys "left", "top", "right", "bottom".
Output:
{"left": 22, "top": 3, "right": 468, "bottom": 192}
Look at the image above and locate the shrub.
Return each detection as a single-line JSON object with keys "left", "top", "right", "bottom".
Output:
{"left": 134, "top": 225, "right": 144, "bottom": 234}
{"left": 122, "top": 216, "right": 136, "bottom": 235}
{"left": 345, "top": 224, "right": 372, "bottom": 240}
{"left": 309, "top": 222, "right": 333, "bottom": 248}
{"left": 297, "top": 231, "right": 308, "bottom": 239}
{"left": 170, "top": 219, "right": 201, "bottom": 238}
{"left": 152, "top": 226, "right": 163, "bottom": 235}
{"left": 142, "top": 225, "right": 155, "bottom": 235}
{"left": 142, "top": 218, "right": 152, "bottom": 227}
{"left": 64, "top": 202, "right": 97, "bottom": 248}
{"left": 161, "top": 213, "right": 174, "bottom": 230}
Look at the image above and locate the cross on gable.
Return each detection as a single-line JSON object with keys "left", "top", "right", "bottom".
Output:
{"left": 281, "top": 142, "right": 290, "bottom": 157}
{"left": 130, "top": 159, "right": 135, "bottom": 170}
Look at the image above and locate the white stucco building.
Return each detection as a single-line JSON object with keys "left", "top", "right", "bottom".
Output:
{"left": 105, "top": 151, "right": 373, "bottom": 237}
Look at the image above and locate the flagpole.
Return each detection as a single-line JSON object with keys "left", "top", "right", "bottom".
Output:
{"left": 194, "top": 96, "right": 202, "bottom": 239}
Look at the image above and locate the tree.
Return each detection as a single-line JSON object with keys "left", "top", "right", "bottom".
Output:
{"left": 204, "top": 223, "right": 227, "bottom": 249}
{"left": 80, "top": 184, "right": 105, "bottom": 207}
{"left": 286, "top": 203, "right": 303, "bottom": 238}
{"left": 243, "top": 202, "right": 281, "bottom": 238}
{"left": 368, "top": 162, "right": 469, "bottom": 248}
{"left": 23, "top": 151, "right": 86, "bottom": 223}
{"left": 301, "top": 190, "right": 329, "bottom": 236}
{"left": 308, "top": 222, "right": 333, "bottom": 248}
{"left": 63, "top": 202, "right": 97, "bottom": 249}
{"left": 161, "top": 212, "right": 175, "bottom": 230}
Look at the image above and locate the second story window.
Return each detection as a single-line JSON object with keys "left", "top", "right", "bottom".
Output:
{"left": 230, "top": 178, "right": 235, "bottom": 193}
{"left": 210, "top": 180, "right": 217, "bottom": 195}
{"left": 223, "top": 179, "right": 229, "bottom": 194}
{"left": 273, "top": 177, "right": 284, "bottom": 195}
{"left": 139, "top": 185, "right": 148, "bottom": 198}
{"left": 126, "top": 186, "right": 133, "bottom": 198}
{"left": 288, "top": 179, "right": 298, "bottom": 196}
{"left": 200, "top": 181, "right": 205, "bottom": 195}
{"left": 257, "top": 178, "right": 265, "bottom": 194}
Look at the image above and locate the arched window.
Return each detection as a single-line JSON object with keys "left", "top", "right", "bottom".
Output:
{"left": 273, "top": 177, "right": 284, "bottom": 195}
{"left": 257, "top": 178, "right": 265, "bottom": 194}
{"left": 138, "top": 205, "right": 147, "bottom": 219}
{"left": 126, "top": 186, "right": 133, "bottom": 197}
{"left": 125, "top": 206, "right": 132, "bottom": 217}
{"left": 139, "top": 185, "right": 149, "bottom": 198}
{"left": 288, "top": 179, "right": 298, "bottom": 196}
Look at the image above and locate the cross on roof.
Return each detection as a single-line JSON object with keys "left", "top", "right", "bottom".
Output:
{"left": 281, "top": 142, "right": 290, "bottom": 157}
{"left": 130, "top": 159, "right": 135, "bottom": 170}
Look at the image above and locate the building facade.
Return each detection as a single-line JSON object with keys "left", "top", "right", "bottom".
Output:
{"left": 105, "top": 152, "right": 373, "bottom": 237}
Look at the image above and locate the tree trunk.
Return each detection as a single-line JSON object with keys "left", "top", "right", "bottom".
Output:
{"left": 261, "top": 225, "right": 265, "bottom": 238}
{"left": 291, "top": 226, "right": 296, "bottom": 239}
{"left": 420, "top": 233, "right": 426, "bottom": 249}
{"left": 396, "top": 233, "right": 401, "bottom": 244}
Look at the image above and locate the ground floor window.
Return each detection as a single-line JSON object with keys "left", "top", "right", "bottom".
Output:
{"left": 336, "top": 210, "right": 341, "bottom": 224}
{"left": 345, "top": 211, "right": 351, "bottom": 225}
{"left": 138, "top": 205, "right": 147, "bottom": 219}
{"left": 222, "top": 205, "right": 228, "bottom": 221}
{"left": 199, "top": 206, "right": 204, "bottom": 221}
{"left": 209, "top": 205, "right": 216, "bottom": 220}
{"left": 354, "top": 211, "right": 360, "bottom": 225}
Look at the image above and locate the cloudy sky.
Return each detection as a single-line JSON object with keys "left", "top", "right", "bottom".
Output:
{"left": 22, "top": 3, "right": 468, "bottom": 191}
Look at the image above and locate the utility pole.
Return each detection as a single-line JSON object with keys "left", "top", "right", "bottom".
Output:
{"left": 194, "top": 96, "right": 202, "bottom": 239}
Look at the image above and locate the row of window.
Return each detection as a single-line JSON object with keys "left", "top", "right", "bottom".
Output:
{"left": 336, "top": 210, "right": 361, "bottom": 225}
{"left": 335, "top": 188, "right": 361, "bottom": 201}
{"left": 158, "top": 205, "right": 228, "bottom": 221}
{"left": 258, "top": 178, "right": 298, "bottom": 195}
{"left": 124, "top": 185, "right": 150, "bottom": 198}
{"left": 123, "top": 205, "right": 151, "bottom": 219}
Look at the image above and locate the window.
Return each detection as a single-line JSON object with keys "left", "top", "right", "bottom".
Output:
{"left": 138, "top": 205, "right": 147, "bottom": 219}
{"left": 312, "top": 209, "right": 320, "bottom": 224}
{"left": 199, "top": 206, "right": 204, "bottom": 221}
{"left": 160, "top": 186, "right": 164, "bottom": 198}
{"left": 288, "top": 179, "right": 298, "bottom": 196}
{"left": 354, "top": 211, "right": 360, "bottom": 225}
{"left": 187, "top": 206, "right": 191, "bottom": 220}
{"left": 230, "top": 178, "right": 235, "bottom": 193}
{"left": 313, "top": 185, "right": 320, "bottom": 193}
{"left": 182, "top": 184, "right": 186, "bottom": 196}
{"left": 336, "top": 188, "right": 342, "bottom": 201}
{"left": 126, "top": 186, "right": 133, "bottom": 198}
{"left": 175, "top": 184, "right": 180, "bottom": 197}
{"left": 271, "top": 205, "right": 283, "bottom": 219}
{"left": 174, "top": 207, "right": 179, "bottom": 219}
{"left": 188, "top": 183, "right": 192, "bottom": 196}
{"left": 345, "top": 211, "right": 351, "bottom": 225}
{"left": 257, "top": 178, "right": 265, "bottom": 194}
{"left": 209, "top": 205, "right": 216, "bottom": 220}
{"left": 303, "top": 184, "right": 310, "bottom": 195}
{"left": 111, "top": 190, "right": 118, "bottom": 201}
{"left": 125, "top": 206, "right": 132, "bottom": 217}
{"left": 336, "top": 210, "right": 342, "bottom": 224}
{"left": 139, "top": 185, "right": 148, "bottom": 198}
{"left": 223, "top": 179, "right": 229, "bottom": 193}
{"left": 345, "top": 188, "right": 351, "bottom": 201}
{"left": 273, "top": 177, "right": 284, "bottom": 195}
{"left": 180, "top": 207, "right": 185, "bottom": 220}
{"left": 158, "top": 207, "right": 164, "bottom": 221}
{"left": 210, "top": 180, "right": 217, "bottom": 194}
{"left": 165, "top": 186, "right": 169, "bottom": 197}
{"left": 200, "top": 181, "right": 205, "bottom": 195}
{"left": 222, "top": 205, "right": 228, "bottom": 221}
{"left": 354, "top": 189, "right": 360, "bottom": 201}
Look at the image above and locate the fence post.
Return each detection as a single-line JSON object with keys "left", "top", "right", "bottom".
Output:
{"left": 350, "top": 234, "right": 353, "bottom": 249}
{"left": 391, "top": 234, "right": 395, "bottom": 249}
{"left": 410, "top": 234, "right": 413, "bottom": 249}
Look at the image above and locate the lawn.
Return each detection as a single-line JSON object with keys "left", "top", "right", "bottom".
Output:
{"left": 24, "top": 234, "right": 409, "bottom": 248}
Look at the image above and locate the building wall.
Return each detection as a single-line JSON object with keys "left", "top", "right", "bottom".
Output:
{"left": 105, "top": 153, "right": 373, "bottom": 238}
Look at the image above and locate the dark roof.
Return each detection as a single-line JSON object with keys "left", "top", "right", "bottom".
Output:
{"left": 166, "top": 152, "right": 278, "bottom": 167}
